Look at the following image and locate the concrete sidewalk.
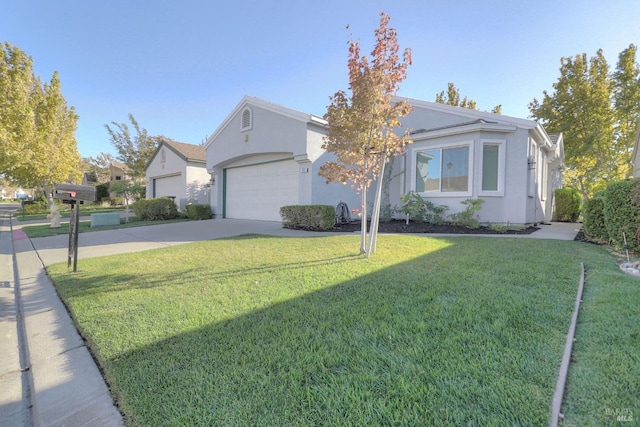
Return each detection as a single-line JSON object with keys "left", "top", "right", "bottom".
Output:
{"left": 1, "top": 215, "right": 581, "bottom": 426}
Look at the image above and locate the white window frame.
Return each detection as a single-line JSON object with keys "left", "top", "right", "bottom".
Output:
{"left": 540, "top": 150, "right": 548, "bottom": 201}
{"left": 528, "top": 139, "right": 537, "bottom": 198}
{"left": 241, "top": 107, "right": 253, "bottom": 131}
{"left": 479, "top": 139, "right": 506, "bottom": 197}
{"left": 411, "top": 141, "right": 474, "bottom": 198}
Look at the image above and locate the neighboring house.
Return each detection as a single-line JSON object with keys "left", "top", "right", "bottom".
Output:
{"left": 145, "top": 139, "right": 210, "bottom": 210}
{"left": 204, "top": 96, "right": 360, "bottom": 221}
{"left": 204, "top": 95, "right": 564, "bottom": 225}
{"left": 81, "top": 171, "right": 98, "bottom": 186}
{"left": 109, "top": 161, "right": 133, "bottom": 182}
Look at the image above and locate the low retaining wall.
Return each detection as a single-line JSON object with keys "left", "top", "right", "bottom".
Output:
{"left": 90, "top": 213, "right": 120, "bottom": 227}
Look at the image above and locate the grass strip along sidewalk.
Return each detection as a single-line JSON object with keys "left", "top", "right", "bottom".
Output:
{"left": 21, "top": 217, "right": 189, "bottom": 238}
{"left": 47, "top": 234, "right": 639, "bottom": 426}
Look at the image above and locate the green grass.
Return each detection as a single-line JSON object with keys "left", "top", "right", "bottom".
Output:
{"left": 21, "top": 216, "right": 189, "bottom": 238}
{"left": 559, "top": 257, "right": 640, "bottom": 426}
{"left": 15, "top": 205, "right": 124, "bottom": 221}
{"left": 46, "top": 235, "right": 638, "bottom": 426}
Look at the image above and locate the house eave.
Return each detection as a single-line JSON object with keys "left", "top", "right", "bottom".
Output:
{"left": 395, "top": 96, "right": 540, "bottom": 130}
{"left": 410, "top": 122, "right": 517, "bottom": 141}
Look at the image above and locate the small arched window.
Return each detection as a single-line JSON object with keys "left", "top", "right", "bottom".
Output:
{"left": 241, "top": 107, "right": 252, "bottom": 131}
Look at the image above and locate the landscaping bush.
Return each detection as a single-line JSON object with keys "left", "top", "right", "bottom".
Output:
{"left": 450, "top": 198, "right": 484, "bottom": 229}
{"left": 101, "top": 197, "right": 123, "bottom": 206}
{"left": 603, "top": 179, "right": 640, "bottom": 253}
{"left": 280, "top": 205, "right": 335, "bottom": 230}
{"left": 553, "top": 188, "right": 581, "bottom": 222}
{"left": 21, "top": 199, "right": 48, "bottom": 215}
{"left": 186, "top": 204, "right": 212, "bottom": 220}
{"left": 132, "top": 198, "right": 179, "bottom": 221}
{"left": 582, "top": 195, "right": 607, "bottom": 242}
{"left": 399, "top": 191, "right": 428, "bottom": 223}
{"left": 399, "top": 192, "right": 449, "bottom": 224}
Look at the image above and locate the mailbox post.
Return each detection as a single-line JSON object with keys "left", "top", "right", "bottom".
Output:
{"left": 53, "top": 184, "right": 97, "bottom": 272}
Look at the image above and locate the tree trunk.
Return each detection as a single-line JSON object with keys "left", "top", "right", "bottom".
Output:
{"left": 366, "top": 153, "right": 386, "bottom": 258}
{"left": 360, "top": 183, "right": 367, "bottom": 254}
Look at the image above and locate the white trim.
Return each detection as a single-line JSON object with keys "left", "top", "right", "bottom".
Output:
{"left": 479, "top": 139, "right": 506, "bottom": 197}
{"left": 411, "top": 122, "right": 516, "bottom": 140}
{"left": 410, "top": 140, "right": 474, "bottom": 198}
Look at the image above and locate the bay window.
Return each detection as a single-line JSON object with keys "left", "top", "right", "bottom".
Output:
{"left": 415, "top": 145, "right": 470, "bottom": 194}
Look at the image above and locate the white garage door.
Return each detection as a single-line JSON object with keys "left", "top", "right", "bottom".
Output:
{"left": 225, "top": 159, "right": 299, "bottom": 221}
{"left": 154, "top": 174, "right": 182, "bottom": 199}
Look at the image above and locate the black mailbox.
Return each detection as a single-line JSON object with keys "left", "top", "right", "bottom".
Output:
{"left": 54, "top": 183, "right": 96, "bottom": 204}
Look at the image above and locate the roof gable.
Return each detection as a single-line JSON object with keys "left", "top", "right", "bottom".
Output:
{"left": 203, "top": 95, "right": 326, "bottom": 149}
{"left": 146, "top": 139, "right": 206, "bottom": 171}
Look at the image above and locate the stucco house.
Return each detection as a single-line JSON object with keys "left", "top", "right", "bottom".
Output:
{"left": 145, "top": 139, "right": 210, "bottom": 210}
{"left": 109, "top": 161, "right": 133, "bottom": 182}
{"left": 204, "top": 95, "right": 564, "bottom": 225}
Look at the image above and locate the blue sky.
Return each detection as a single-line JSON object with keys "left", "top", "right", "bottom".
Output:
{"left": 2, "top": 0, "right": 639, "bottom": 159}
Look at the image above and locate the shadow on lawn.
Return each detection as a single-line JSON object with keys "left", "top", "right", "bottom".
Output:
{"left": 56, "top": 236, "right": 594, "bottom": 426}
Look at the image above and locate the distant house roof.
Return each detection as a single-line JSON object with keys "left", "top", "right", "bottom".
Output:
{"left": 146, "top": 139, "right": 206, "bottom": 170}
{"left": 162, "top": 139, "right": 206, "bottom": 162}
{"left": 110, "top": 161, "right": 130, "bottom": 171}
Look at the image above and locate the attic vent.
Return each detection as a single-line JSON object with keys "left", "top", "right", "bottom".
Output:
{"left": 241, "top": 107, "right": 252, "bottom": 131}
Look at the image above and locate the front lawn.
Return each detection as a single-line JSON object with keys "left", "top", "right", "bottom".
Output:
{"left": 47, "top": 235, "right": 638, "bottom": 426}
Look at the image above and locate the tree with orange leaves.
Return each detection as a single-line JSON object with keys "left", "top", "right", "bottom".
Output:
{"left": 319, "top": 12, "right": 412, "bottom": 257}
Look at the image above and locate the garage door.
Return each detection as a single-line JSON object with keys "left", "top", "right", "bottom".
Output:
{"left": 225, "top": 159, "right": 299, "bottom": 221}
{"left": 153, "top": 174, "right": 182, "bottom": 206}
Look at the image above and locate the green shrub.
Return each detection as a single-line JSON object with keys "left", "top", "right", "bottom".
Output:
{"left": 603, "top": 179, "right": 640, "bottom": 253}
{"left": 280, "top": 205, "right": 335, "bottom": 230}
{"left": 101, "top": 197, "right": 123, "bottom": 206}
{"left": 186, "top": 204, "right": 212, "bottom": 220}
{"left": 553, "top": 188, "right": 581, "bottom": 222}
{"left": 450, "top": 198, "right": 484, "bottom": 229}
{"left": 21, "top": 200, "right": 48, "bottom": 215}
{"left": 582, "top": 196, "right": 607, "bottom": 242}
{"left": 399, "top": 192, "right": 427, "bottom": 223}
{"left": 399, "top": 192, "right": 449, "bottom": 224}
{"left": 132, "top": 198, "right": 179, "bottom": 221}
{"left": 428, "top": 204, "right": 450, "bottom": 225}
{"left": 488, "top": 223, "right": 508, "bottom": 233}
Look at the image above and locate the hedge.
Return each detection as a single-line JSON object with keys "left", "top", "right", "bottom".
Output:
{"left": 280, "top": 205, "right": 335, "bottom": 230}
{"left": 132, "top": 198, "right": 179, "bottom": 221}
{"left": 582, "top": 196, "right": 607, "bottom": 242}
{"left": 554, "top": 188, "right": 581, "bottom": 222}
{"left": 186, "top": 204, "right": 212, "bottom": 220}
{"left": 603, "top": 179, "right": 640, "bottom": 254}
